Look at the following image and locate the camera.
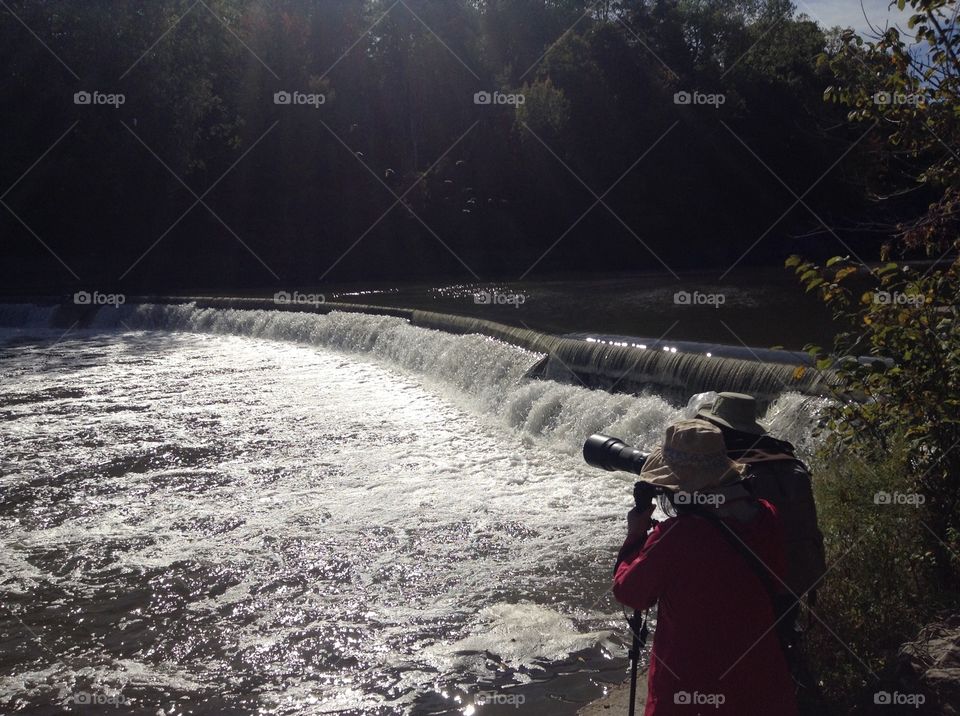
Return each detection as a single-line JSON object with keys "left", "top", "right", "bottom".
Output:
{"left": 583, "top": 434, "right": 664, "bottom": 508}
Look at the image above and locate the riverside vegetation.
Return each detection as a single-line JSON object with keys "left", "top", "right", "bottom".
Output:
{"left": 789, "top": 0, "right": 959, "bottom": 711}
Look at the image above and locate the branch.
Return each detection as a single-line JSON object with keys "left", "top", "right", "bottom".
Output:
{"left": 927, "top": 9, "right": 960, "bottom": 76}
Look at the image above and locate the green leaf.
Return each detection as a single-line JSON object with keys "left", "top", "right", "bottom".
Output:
{"left": 835, "top": 266, "right": 859, "bottom": 282}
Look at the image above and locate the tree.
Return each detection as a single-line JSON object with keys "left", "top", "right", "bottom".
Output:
{"left": 792, "top": 0, "right": 960, "bottom": 588}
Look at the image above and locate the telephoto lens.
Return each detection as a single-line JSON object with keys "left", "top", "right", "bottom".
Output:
{"left": 582, "top": 434, "right": 650, "bottom": 475}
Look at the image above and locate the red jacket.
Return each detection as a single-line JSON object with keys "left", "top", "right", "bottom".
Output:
{"left": 613, "top": 501, "right": 798, "bottom": 716}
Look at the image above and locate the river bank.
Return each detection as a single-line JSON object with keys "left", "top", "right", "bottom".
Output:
{"left": 578, "top": 676, "right": 647, "bottom": 716}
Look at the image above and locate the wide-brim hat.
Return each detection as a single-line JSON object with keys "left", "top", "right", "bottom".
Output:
{"left": 639, "top": 419, "right": 746, "bottom": 493}
{"left": 696, "top": 392, "right": 766, "bottom": 435}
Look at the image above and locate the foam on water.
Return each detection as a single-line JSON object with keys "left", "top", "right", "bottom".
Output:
{"left": 84, "top": 302, "right": 822, "bottom": 452}
{"left": 425, "top": 603, "right": 616, "bottom": 679}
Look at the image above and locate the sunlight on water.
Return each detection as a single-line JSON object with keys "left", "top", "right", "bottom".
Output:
{"left": 0, "top": 305, "right": 825, "bottom": 714}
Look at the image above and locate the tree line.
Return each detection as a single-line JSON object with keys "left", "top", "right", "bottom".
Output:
{"left": 0, "top": 0, "right": 932, "bottom": 291}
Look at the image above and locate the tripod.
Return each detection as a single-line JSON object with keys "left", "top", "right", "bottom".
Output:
{"left": 627, "top": 608, "right": 648, "bottom": 716}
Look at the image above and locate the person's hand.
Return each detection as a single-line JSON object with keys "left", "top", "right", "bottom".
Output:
{"left": 626, "top": 504, "right": 654, "bottom": 538}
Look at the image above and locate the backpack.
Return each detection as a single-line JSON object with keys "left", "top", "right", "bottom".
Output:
{"left": 721, "top": 429, "right": 827, "bottom": 601}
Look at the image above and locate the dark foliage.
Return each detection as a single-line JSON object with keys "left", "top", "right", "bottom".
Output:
{"left": 0, "top": 1, "right": 916, "bottom": 291}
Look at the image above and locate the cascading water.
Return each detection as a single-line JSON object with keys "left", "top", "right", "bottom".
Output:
{"left": 0, "top": 302, "right": 825, "bottom": 452}
{"left": 0, "top": 302, "right": 827, "bottom": 715}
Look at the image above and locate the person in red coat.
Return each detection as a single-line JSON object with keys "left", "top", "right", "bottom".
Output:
{"left": 613, "top": 419, "right": 799, "bottom": 716}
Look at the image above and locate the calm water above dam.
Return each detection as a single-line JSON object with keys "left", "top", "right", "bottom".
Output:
{"left": 317, "top": 270, "right": 839, "bottom": 351}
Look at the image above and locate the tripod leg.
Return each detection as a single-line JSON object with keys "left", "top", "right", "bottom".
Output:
{"left": 627, "top": 610, "right": 643, "bottom": 716}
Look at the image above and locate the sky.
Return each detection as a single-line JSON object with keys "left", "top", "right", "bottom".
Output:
{"left": 798, "top": 0, "right": 907, "bottom": 35}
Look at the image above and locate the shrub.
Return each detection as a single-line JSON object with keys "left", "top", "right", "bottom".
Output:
{"left": 802, "top": 437, "right": 956, "bottom": 710}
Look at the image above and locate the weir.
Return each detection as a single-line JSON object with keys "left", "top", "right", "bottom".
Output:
{"left": 0, "top": 296, "right": 832, "bottom": 404}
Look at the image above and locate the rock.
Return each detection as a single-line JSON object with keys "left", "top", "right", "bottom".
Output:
{"left": 895, "top": 615, "right": 960, "bottom": 714}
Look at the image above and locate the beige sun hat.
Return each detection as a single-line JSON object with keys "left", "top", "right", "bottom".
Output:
{"left": 696, "top": 392, "right": 767, "bottom": 436}
{"left": 639, "top": 419, "right": 747, "bottom": 492}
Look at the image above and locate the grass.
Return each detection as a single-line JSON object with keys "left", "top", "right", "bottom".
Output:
{"left": 799, "top": 436, "right": 958, "bottom": 712}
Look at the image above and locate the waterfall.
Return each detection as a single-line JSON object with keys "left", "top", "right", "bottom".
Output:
{"left": 0, "top": 299, "right": 828, "bottom": 455}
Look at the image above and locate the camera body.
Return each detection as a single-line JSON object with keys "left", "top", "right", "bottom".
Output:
{"left": 633, "top": 480, "right": 662, "bottom": 509}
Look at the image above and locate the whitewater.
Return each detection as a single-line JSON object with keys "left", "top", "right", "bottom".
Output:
{"left": 0, "top": 303, "right": 823, "bottom": 714}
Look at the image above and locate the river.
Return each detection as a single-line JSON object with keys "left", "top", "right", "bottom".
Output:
{"left": 0, "top": 302, "right": 824, "bottom": 714}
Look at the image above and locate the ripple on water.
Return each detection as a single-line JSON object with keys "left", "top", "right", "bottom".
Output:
{"left": 0, "top": 324, "right": 822, "bottom": 714}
